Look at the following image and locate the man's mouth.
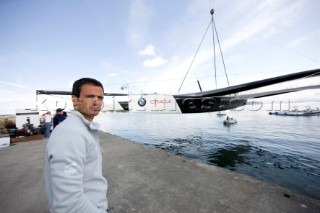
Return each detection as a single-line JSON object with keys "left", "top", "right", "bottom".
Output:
{"left": 91, "top": 108, "right": 101, "bottom": 112}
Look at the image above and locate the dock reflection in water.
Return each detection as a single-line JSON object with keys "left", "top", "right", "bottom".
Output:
{"left": 205, "top": 144, "right": 251, "bottom": 169}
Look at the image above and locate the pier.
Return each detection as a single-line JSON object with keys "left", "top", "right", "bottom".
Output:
{"left": 0, "top": 132, "right": 319, "bottom": 213}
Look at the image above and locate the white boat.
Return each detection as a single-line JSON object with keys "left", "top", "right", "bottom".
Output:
{"left": 223, "top": 117, "right": 237, "bottom": 125}
{"left": 217, "top": 112, "right": 226, "bottom": 116}
{"left": 269, "top": 107, "right": 320, "bottom": 116}
{"left": 0, "top": 137, "right": 10, "bottom": 148}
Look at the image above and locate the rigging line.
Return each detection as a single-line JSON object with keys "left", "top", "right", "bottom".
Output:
{"left": 240, "top": 29, "right": 320, "bottom": 64}
{"left": 227, "top": 23, "right": 320, "bottom": 64}
{"left": 204, "top": 10, "right": 217, "bottom": 122}
{"left": 211, "top": 15, "right": 217, "bottom": 89}
{"left": 122, "top": 83, "right": 141, "bottom": 95}
{"left": 213, "top": 18, "right": 230, "bottom": 87}
{"left": 177, "top": 18, "right": 213, "bottom": 93}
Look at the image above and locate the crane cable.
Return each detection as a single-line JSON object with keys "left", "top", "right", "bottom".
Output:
{"left": 211, "top": 9, "right": 230, "bottom": 87}
{"left": 178, "top": 8, "right": 230, "bottom": 92}
{"left": 177, "top": 17, "right": 213, "bottom": 93}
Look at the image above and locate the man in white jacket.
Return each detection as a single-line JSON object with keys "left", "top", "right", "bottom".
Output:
{"left": 45, "top": 78, "right": 109, "bottom": 212}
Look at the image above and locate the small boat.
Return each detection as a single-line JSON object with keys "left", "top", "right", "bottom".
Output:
{"left": 223, "top": 116, "right": 237, "bottom": 125}
{"left": 217, "top": 112, "right": 226, "bottom": 116}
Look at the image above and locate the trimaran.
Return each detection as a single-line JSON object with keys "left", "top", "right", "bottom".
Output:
{"left": 36, "top": 9, "right": 320, "bottom": 114}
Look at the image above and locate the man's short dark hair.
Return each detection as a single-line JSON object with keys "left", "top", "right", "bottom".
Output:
{"left": 72, "top": 78, "right": 104, "bottom": 97}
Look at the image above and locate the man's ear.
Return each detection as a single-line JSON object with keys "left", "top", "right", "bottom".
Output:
{"left": 71, "top": 95, "right": 77, "bottom": 103}
{"left": 71, "top": 96, "right": 79, "bottom": 108}
{"left": 72, "top": 96, "right": 83, "bottom": 111}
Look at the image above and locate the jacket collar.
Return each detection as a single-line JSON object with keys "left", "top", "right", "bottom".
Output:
{"left": 69, "top": 110, "right": 100, "bottom": 130}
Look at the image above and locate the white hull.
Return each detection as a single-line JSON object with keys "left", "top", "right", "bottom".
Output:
{"left": 223, "top": 118, "right": 237, "bottom": 125}
{"left": 269, "top": 108, "right": 320, "bottom": 116}
{"left": 0, "top": 137, "right": 10, "bottom": 148}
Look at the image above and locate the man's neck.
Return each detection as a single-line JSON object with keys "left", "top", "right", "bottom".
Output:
{"left": 83, "top": 114, "right": 94, "bottom": 122}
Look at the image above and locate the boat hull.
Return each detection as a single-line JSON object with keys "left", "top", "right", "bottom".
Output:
{"left": 128, "top": 94, "right": 247, "bottom": 114}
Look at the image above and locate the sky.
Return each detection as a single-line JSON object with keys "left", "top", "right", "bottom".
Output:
{"left": 0, "top": 0, "right": 320, "bottom": 114}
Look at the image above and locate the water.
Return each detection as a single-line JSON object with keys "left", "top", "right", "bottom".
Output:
{"left": 96, "top": 109, "right": 320, "bottom": 200}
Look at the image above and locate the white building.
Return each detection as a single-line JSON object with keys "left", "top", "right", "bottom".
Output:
{"left": 15, "top": 109, "right": 40, "bottom": 129}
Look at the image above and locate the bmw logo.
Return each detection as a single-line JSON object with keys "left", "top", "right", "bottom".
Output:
{"left": 138, "top": 97, "right": 146, "bottom": 107}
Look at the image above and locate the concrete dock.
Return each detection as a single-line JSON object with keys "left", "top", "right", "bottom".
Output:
{"left": 0, "top": 132, "right": 319, "bottom": 213}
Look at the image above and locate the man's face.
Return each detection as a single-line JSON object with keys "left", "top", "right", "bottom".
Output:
{"left": 72, "top": 84, "right": 104, "bottom": 121}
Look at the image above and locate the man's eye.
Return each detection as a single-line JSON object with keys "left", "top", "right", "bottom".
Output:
{"left": 85, "top": 96, "right": 103, "bottom": 101}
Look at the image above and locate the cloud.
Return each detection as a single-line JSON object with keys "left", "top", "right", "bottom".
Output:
{"left": 287, "top": 35, "right": 312, "bottom": 48}
{"left": 102, "top": 62, "right": 120, "bottom": 77}
{"left": 0, "top": 88, "right": 36, "bottom": 114}
{"left": 142, "top": 56, "right": 167, "bottom": 68}
{"left": 139, "top": 44, "right": 167, "bottom": 68}
{"left": 19, "top": 50, "right": 46, "bottom": 62}
{"left": 107, "top": 73, "right": 118, "bottom": 77}
{"left": 68, "top": 81, "right": 74, "bottom": 89}
{"left": 0, "top": 55, "right": 10, "bottom": 66}
{"left": 0, "top": 80, "right": 27, "bottom": 89}
{"left": 127, "top": 0, "right": 154, "bottom": 46}
{"left": 139, "top": 44, "right": 156, "bottom": 56}
{"left": 221, "top": 1, "right": 306, "bottom": 52}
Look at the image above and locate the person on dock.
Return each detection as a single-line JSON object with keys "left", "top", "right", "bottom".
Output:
{"left": 45, "top": 78, "right": 109, "bottom": 212}
{"left": 44, "top": 111, "right": 52, "bottom": 138}
{"left": 52, "top": 108, "right": 65, "bottom": 128}
{"left": 63, "top": 111, "right": 68, "bottom": 118}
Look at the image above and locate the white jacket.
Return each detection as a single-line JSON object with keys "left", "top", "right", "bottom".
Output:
{"left": 45, "top": 111, "right": 108, "bottom": 213}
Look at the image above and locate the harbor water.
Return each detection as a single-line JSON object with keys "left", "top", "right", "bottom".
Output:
{"left": 96, "top": 105, "right": 320, "bottom": 200}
